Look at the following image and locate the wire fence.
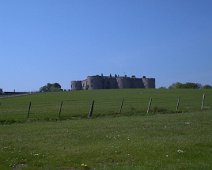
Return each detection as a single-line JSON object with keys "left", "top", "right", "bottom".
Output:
{"left": 0, "top": 93, "right": 211, "bottom": 123}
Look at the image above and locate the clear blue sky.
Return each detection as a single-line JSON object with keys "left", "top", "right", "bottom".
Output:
{"left": 0, "top": 0, "right": 211, "bottom": 91}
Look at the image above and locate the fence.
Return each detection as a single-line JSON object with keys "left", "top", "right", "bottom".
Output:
{"left": 0, "top": 92, "right": 211, "bottom": 123}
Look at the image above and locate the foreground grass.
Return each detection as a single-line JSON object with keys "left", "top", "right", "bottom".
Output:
{"left": 0, "top": 111, "right": 212, "bottom": 170}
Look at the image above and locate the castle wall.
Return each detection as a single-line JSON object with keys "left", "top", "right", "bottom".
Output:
{"left": 142, "top": 78, "right": 155, "bottom": 88}
{"left": 87, "top": 76, "right": 104, "bottom": 90}
{"left": 116, "top": 77, "right": 132, "bottom": 88}
{"left": 71, "top": 81, "right": 82, "bottom": 90}
{"left": 131, "top": 78, "right": 144, "bottom": 88}
{"left": 103, "top": 77, "right": 118, "bottom": 89}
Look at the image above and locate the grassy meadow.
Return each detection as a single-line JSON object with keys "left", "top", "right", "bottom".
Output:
{"left": 0, "top": 89, "right": 211, "bottom": 122}
{"left": 0, "top": 89, "right": 212, "bottom": 169}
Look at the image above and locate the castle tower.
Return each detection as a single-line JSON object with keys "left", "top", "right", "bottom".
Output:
{"left": 142, "top": 77, "right": 155, "bottom": 88}
{"left": 87, "top": 76, "right": 104, "bottom": 90}
{"left": 116, "top": 77, "right": 132, "bottom": 88}
{"left": 71, "top": 81, "right": 82, "bottom": 90}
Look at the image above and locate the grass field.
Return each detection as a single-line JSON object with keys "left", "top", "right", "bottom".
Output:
{"left": 0, "top": 89, "right": 212, "bottom": 169}
{"left": 0, "top": 89, "right": 212, "bottom": 122}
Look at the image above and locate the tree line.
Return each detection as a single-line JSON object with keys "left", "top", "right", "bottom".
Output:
{"left": 168, "top": 82, "right": 212, "bottom": 89}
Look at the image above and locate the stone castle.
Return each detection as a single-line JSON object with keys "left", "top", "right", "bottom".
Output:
{"left": 71, "top": 74, "right": 155, "bottom": 90}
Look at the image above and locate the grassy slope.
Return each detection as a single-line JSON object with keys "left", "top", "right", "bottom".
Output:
{"left": 0, "top": 111, "right": 212, "bottom": 170}
{"left": 0, "top": 89, "right": 212, "bottom": 122}
{"left": 0, "top": 89, "right": 212, "bottom": 169}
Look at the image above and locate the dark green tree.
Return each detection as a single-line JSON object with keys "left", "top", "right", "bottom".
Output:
{"left": 203, "top": 85, "right": 212, "bottom": 89}
{"left": 39, "top": 83, "right": 62, "bottom": 92}
{"left": 168, "top": 82, "right": 182, "bottom": 89}
{"left": 183, "top": 82, "right": 201, "bottom": 89}
{"left": 169, "top": 82, "right": 201, "bottom": 89}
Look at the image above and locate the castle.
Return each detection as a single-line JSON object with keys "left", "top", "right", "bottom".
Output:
{"left": 71, "top": 74, "right": 155, "bottom": 90}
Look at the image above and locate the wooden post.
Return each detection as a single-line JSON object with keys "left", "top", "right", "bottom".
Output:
{"left": 58, "top": 101, "right": 63, "bottom": 119}
{"left": 176, "top": 97, "right": 180, "bottom": 112}
{"left": 119, "top": 98, "right": 124, "bottom": 114}
{"left": 201, "top": 93, "right": 205, "bottom": 110}
{"left": 27, "top": 101, "right": 31, "bottom": 118}
{"left": 146, "top": 98, "right": 152, "bottom": 114}
{"left": 88, "top": 100, "right": 95, "bottom": 118}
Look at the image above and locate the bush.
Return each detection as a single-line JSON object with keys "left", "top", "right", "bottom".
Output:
{"left": 169, "top": 82, "right": 201, "bottom": 89}
{"left": 39, "top": 83, "right": 62, "bottom": 92}
{"left": 203, "top": 85, "right": 212, "bottom": 89}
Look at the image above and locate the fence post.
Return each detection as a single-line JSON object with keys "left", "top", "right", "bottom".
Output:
{"left": 88, "top": 100, "right": 95, "bottom": 118}
{"left": 58, "top": 101, "right": 63, "bottom": 119}
{"left": 146, "top": 98, "right": 152, "bottom": 114}
{"left": 176, "top": 97, "right": 180, "bottom": 112}
{"left": 201, "top": 93, "right": 205, "bottom": 110}
{"left": 27, "top": 101, "right": 31, "bottom": 118}
{"left": 119, "top": 98, "right": 124, "bottom": 114}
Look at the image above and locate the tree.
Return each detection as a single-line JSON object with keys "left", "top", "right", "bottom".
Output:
{"left": 169, "top": 82, "right": 182, "bottom": 89}
{"left": 203, "top": 85, "right": 212, "bottom": 89}
{"left": 183, "top": 82, "right": 201, "bottom": 89}
{"left": 39, "top": 83, "right": 62, "bottom": 92}
{"left": 158, "top": 86, "right": 167, "bottom": 89}
{"left": 169, "top": 82, "right": 201, "bottom": 89}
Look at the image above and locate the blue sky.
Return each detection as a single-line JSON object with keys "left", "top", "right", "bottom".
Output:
{"left": 0, "top": 0, "right": 211, "bottom": 91}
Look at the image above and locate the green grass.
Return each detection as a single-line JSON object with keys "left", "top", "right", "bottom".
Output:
{"left": 0, "top": 89, "right": 212, "bottom": 122}
{"left": 0, "top": 89, "right": 212, "bottom": 169}
{"left": 0, "top": 111, "right": 212, "bottom": 169}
